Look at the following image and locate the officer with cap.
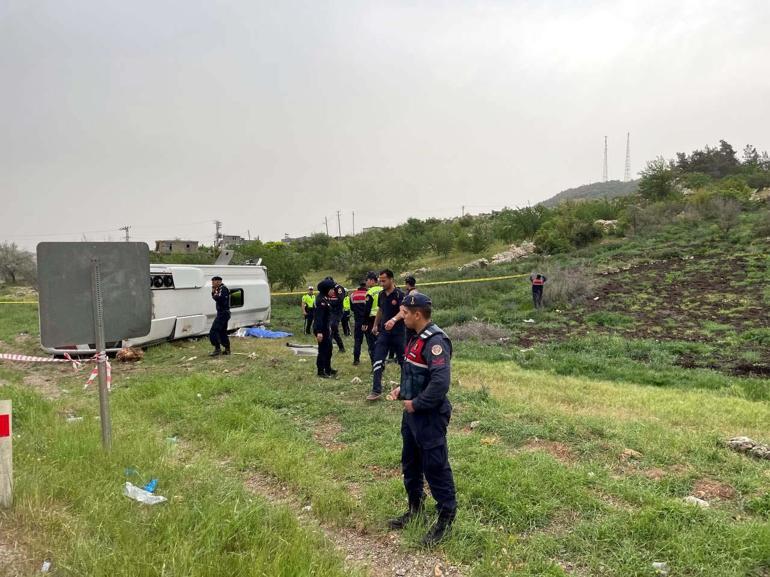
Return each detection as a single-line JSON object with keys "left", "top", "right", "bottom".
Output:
{"left": 349, "top": 281, "right": 370, "bottom": 365}
{"left": 313, "top": 278, "right": 338, "bottom": 378}
{"left": 326, "top": 277, "right": 347, "bottom": 353}
{"left": 386, "top": 292, "right": 457, "bottom": 546}
{"left": 368, "top": 269, "right": 405, "bottom": 401}
{"left": 301, "top": 286, "right": 315, "bottom": 335}
{"left": 209, "top": 276, "right": 231, "bottom": 356}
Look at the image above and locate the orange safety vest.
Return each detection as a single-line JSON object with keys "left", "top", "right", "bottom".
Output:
{"left": 531, "top": 277, "right": 544, "bottom": 286}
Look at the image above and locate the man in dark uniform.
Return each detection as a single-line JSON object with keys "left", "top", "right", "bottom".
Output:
{"left": 209, "top": 276, "right": 231, "bottom": 356}
{"left": 349, "top": 281, "right": 370, "bottom": 366}
{"left": 313, "top": 278, "right": 338, "bottom": 378}
{"left": 530, "top": 273, "right": 547, "bottom": 309}
{"left": 368, "top": 269, "right": 405, "bottom": 401}
{"left": 387, "top": 292, "right": 457, "bottom": 546}
{"left": 384, "top": 275, "right": 418, "bottom": 345}
{"left": 326, "top": 277, "right": 347, "bottom": 353}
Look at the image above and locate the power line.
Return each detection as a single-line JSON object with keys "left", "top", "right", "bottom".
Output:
{"left": 119, "top": 225, "right": 130, "bottom": 242}
{"left": 624, "top": 132, "right": 631, "bottom": 182}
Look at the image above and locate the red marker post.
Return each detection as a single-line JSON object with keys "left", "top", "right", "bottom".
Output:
{"left": 0, "top": 400, "right": 11, "bottom": 508}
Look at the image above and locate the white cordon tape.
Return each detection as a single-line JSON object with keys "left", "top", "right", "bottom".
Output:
{"left": 0, "top": 352, "right": 111, "bottom": 389}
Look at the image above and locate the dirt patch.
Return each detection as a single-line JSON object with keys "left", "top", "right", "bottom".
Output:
{"left": 312, "top": 416, "right": 346, "bottom": 451}
{"left": 520, "top": 438, "right": 575, "bottom": 464}
{"left": 367, "top": 465, "right": 402, "bottom": 480}
{"left": 22, "top": 371, "right": 63, "bottom": 400}
{"left": 446, "top": 321, "right": 510, "bottom": 344}
{"left": 641, "top": 468, "right": 667, "bottom": 481}
{"left": 0, "top": 530, "right": 36, "bottom": 577}
{"left": 244, "top": 470, "right": 466, "bottom": 577}
{"left": 692, "top": 478, "right": 736, "bottom": 501}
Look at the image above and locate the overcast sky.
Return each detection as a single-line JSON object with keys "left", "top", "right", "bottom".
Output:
{"left": 2, "top": 0, "right": 769, "bottom": 250}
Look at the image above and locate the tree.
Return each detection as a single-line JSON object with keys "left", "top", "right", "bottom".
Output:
{"left": 427, "top": 225, "right": 454, "bottom": 257}
{"left": 638, "top": 157, "right": 677, "bottom": 201}
{"left": 0, "top": 243, "right": 36, "bottom": 284}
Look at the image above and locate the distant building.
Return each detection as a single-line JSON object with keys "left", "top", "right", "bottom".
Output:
{"left": 155, "top": 240, "right": 199, "bottom": 254}
{"left": 281, "top": 234, "right": 310, "bottom": 244}
{"left": 220, "top": 235, "right": 246, "bottom": 247}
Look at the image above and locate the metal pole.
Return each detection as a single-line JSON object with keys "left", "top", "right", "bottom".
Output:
{"left": 91, "top": 259, "right": 112, "bottom": 450}
{"left": 0, "top": 400, "right": 11, "bottom": 508}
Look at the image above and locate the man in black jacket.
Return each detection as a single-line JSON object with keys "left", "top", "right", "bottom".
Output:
{"left": 387, "top": 292, "right": 456, "bottom": 547}
{"left": 209, "top": 276, "right": 231, "bottom": 356}
{"left": 314, "top": 278, "right": 338, "bottom": 378}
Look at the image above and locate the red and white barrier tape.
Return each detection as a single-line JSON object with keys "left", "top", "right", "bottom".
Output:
{"left": 0, "top": 351, "right": 111, "bottom": 389}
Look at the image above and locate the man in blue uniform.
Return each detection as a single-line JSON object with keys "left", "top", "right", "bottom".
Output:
{"left": 368, "top": 269, "right": 405, "bottom": 401}
{"left": 313, "top": 278, "right": 338, "bottom": 378}
{"left": 386, "top": 292, "right": 456, "bottom": 546}
{"left": 326, "top": 277, "right": 347, "bottom": 353}
{"left": 364, "top": 271, "right": 381, "bottom": 363}
{"left": 209, "top": 276, "right": 231, "bottom": 356}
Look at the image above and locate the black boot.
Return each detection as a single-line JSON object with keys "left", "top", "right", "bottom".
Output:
{"left": 222, "top": 348, "right": 231, "bottom": 356}
{"left": 388, "top": 496, "right": 424, "bottom": 529}
{"left": 421, "top": 509, "right": 455, "bottom": 547}
{"left": 209, "top": 349, "right": 221, "bottom": 357}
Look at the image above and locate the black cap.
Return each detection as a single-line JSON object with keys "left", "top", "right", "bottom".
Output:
{"left": 402, "top": 292, "right": 431, "bottom": 308}
{"left": 317, "top": 279, "right": 335, "bottom": 294}
{"left": 212, "top": 276, "right": 223, "bottom": 281}
{"left": 366, "top": 271, "right": 377, "bottom": 281}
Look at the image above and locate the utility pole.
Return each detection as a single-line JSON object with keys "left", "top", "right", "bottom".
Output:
{"left": 624, "top": 132, "right": 631, "bottom": 182}
{"left": 214, "top": 220, "right": 222, "bottom": 246}
{"left": 119, "top": 226, "right": 130, "bottom": 242}
{"left": 352, "top": 211, "right": 355, "bottom": 235}
{"left": 324, "top": 217, "right": 329, "bottom": 236}
{"left": 461, "top": 205, "right": 465, "bottom": 217}
{"left": 336, "top": 210, "right": 342, "bottom": 238}
{"left": 247, "top": 229, "right": 251, "bottom": 241}
{"left": 602, "top": 136, "right": 608, "bottom": 182}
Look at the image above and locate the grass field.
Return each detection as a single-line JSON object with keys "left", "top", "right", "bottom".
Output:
{"left": 1, "top": 298, "right": 769, "bottom": 576}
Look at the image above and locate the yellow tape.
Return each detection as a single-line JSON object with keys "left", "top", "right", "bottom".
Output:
{"left": 273, "top": 273, "right": 529, "bottom": 297}
{"left": 0, "top": 301, "right": 38, "bottom": 305}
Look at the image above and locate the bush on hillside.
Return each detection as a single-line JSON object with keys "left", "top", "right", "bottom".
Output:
{"left": 446, "top": 321, "right": 510, "bottom": 343}
{"left": 540, "top": 266, "right": 595, "bottom": 306}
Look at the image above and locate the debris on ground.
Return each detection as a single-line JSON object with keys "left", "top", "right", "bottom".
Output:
{"left": 123, "top": 482, "right": 167, "bottom": 505}
{"left": 620, "top": 448, "right": 643, "bottom": 461}
{"left": 351, "top": 377, "right": 362, "bottom": 384}
{"left": 469, "top": 421, "right": 481, "bottom": 430}
{"left": 458, "top": 258, "right": 489, "bottom": 272}
{"left": 489, "top": 241, "right": 536, "bottom": 265}
{"left": 523, "top": 319, "right": 535, "bottom": 324}
{"left": 683, "top": 495, "right": 709, "bottom": 508}
{"left": 727, "top": 436, "right": 770, "bottom": 460}
{"left": 236, "top": 327, "right": 293, "bottom": 339}
{"left": 116, "top": 347, "right": 144, "bottom": 362}
{"left": 65, "top": 415, "right": 83, "bottom": 423}
{"left": 652, "top": 561, "right": 669, "bottom": 576}
{"left": 40, "top": 560, "right": 52, "bottom": 573}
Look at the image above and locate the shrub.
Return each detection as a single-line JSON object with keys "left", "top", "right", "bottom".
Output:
{"left": 540, "top": 265, "right": 596, "bottom": 306}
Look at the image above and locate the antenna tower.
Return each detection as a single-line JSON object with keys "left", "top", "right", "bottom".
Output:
{"left": 624, "top": 132, "right": 631, "bottom": 182}
{"left": 602, "top": 136, "right": 608, "bottom": 182}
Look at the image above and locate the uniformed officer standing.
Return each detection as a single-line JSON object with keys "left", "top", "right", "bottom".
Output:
{"left": 530, "top": 273, "right": 547, "bottom": 309}
{"left": 313, "top": 279, "right": 338, "bottom": 378}
{"left": 209, "top": 276, "right": 231, "bottom": 356}
{"left": 349, "top": 281, "right": 369, "bottom": 366}
{"left": 341, "top": 293, "right": 352, "bottom": 337}
{"left": 364, "top": 271, "right": 382, "bottom": 363}
{"left": 384, "top": 275, "right": 418, "bottom": 345}
{"left": 368, "top": 269, "right": 405, "bottom": 401}
{"left": 326, "top": 277, "right": 347, "bottom": 353}
{"left": 387, "top": 292, "right": 457, "bottom": 546}
{"left": 301, "top": 286, "right": 315, "bottom": 335}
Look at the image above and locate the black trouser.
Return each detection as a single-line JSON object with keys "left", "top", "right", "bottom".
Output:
{"left": 371, "top": 329, "right": 405, "bottom": 394}
{"left": 304, "top": 310, "right": 314, "bottom": 335}
{"left": 353, "top": 318, "right": 367, "bottom": 362}
{"left": 532, "top": 286, "right": 543, "bottom": 308}
{"left": 365, "top": 318, "right": 377, "bottom": 363}
{"left": 209, "top": 311, "right": 231, "bottom": 350}
{"left": 401, "top": 412, "right": 457, "bottom": 514}
{"left": 341, "top": 311, "right": 351, "bottom": 336}
{"left": 316, "top": 331, "right": 333, "bottom": 375}
{"left": 330, "top": 314, "right": 345, "bottom": 351}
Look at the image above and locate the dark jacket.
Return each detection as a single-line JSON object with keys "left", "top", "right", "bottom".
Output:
{"left": 212, "top": 285, "right": 230, "bottom": 313}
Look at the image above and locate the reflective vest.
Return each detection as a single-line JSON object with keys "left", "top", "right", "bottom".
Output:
{"left": 366, "top": 286, "right": 383, "bottom": 316}
{"left": 343, "top": 295, "right": 351, "bottom": 312}
{"left": 401, "top": 324, "right": 449, "bottom": 401}
{"left": 302, "top": 294, "right": 315, "bottom": 310}
{"left": 531, "top": 276, "right": 544, "bottom": 286}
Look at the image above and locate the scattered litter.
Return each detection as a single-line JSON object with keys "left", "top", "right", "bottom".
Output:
{"left": 351, "top": 377, "right": 362, "bottom": 384}
{"left": 182, "top": 356, "right": 198, "bottom": 362}
{"left": 143, "top": 479, "right": 158, "bottom": 493}
{"left": 523, "top": 319, "right": 535, "bottom": 323}
{"left": 519, "top": 348, "right": 534, "bottom": 353}
{"left": 302, "top": 504, "right": 312, "bottom": 512}
{"left": 123, "top": 482, "right": 167, "bottom": 505}
{"left": 652, "top": 561, "right": 669, "bottom": 576}
{"left": 288, "top": 345, "right": 317, "bottom": 356}
{"left": 116, "top": 347, "right": 144, "bottom": 362}
{"left": 236, "top": 327, "right": 293, "bottom": 339}
{"left": 40, "top": 560, "right": 52, "bottom": 573}
{"left": 727, "top": 436, "right": 770, "bottom": 460}
{"left": 683, "top": 495, "right": 709, "bottom": 508}
{"left": 480, "top": 437, "right": 498, "bottom": 445}
{"left": 165, "top": 436, "right": 178, "bottom": 445}
{"left": 593, "top": 296, "right": 600, "bottom": 301}
{"left": 620, "top": 448, "right": 643, "bottom": 461}
{"left": 434, "top": 563, "right": 445, "bottom": 577}
{"left": 65, "top": 415, "right": 83, "bottom": 423}
{"left": 196, "top": 393, "right": 203, "bottom": 399}
{"left": 298, "top": 358, "right": 308, "bottom": 363}
{"left": 469, "top": 421, "right": 481, "bottom": 430}
{"left": 232, "top": 352, "right": 257, "bottom": 359}
{"left": 223, "top": 369, "right": 230, "bottom": 374}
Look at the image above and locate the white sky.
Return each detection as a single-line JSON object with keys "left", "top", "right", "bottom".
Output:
{"left": 2, "top": 0, "right": 769, "bottom": 249}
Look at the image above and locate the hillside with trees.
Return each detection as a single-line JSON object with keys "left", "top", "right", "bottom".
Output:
{"left": 539, "top": 179, "right": 640, "bottom": 207}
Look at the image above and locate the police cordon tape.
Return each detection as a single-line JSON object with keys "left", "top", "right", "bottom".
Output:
{"left": 272, "top": 273, "right": 531, "bottom": 296}
{"left": 0, "top": 352, "right": 111, "bottom": 390}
